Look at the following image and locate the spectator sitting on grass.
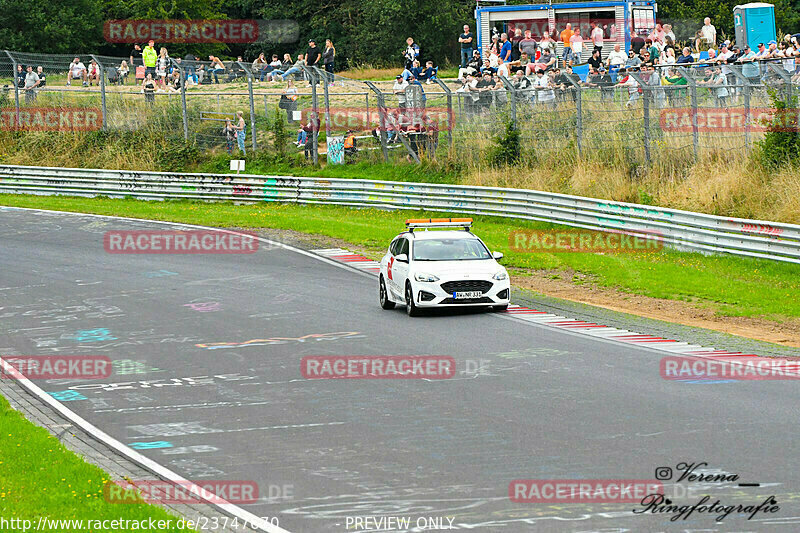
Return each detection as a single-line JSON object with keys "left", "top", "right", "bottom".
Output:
{"left": 166, "top": 70, "right": 182, "bottom": 93}
{"left": 422, "top": 61, "right": 438, "bottom": 84}
{"left": 66, "top": 57, "right": 87, "bottom": 86}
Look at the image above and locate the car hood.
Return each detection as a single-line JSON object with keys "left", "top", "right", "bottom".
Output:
{"left": 412, "top": 260, "right": 501, "bottom": 277}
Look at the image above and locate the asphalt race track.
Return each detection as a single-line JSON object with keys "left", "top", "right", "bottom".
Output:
{"left": 2, "top": 207, "right": 800, "bottom": 532}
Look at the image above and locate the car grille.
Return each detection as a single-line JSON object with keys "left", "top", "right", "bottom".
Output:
{"left": 441, "top": 297, "right": 494, "bottom": 304}
{"left": 440, "top": 280, "right": 493, "bottom": 294}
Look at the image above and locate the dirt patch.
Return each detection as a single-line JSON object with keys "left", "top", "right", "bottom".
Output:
{"left": 246, "top": 228, "right": 800, "bottom": 348}
{"left": 511, "top": 270, "right": 800, "bottom": 348}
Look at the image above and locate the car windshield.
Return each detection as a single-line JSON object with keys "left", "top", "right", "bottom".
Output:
{"left": 412, "top": 238, "right": 492, "bottom": 261}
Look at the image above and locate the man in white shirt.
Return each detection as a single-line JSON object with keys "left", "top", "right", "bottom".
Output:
{"left": 591, "top": 22, "right": 604, "bottom": 54}
{"left": 67, "top": 58, "right": 87, "bottom": 86}
{"left": 700, "top": 17, "right": 716, "bottom": 50}
{"left": 533, "top": 68, "right": 554, "bottom": 105}
{"left": 570, "top": 29, "right": 584, "bottom": 65}
{"left": 715, "top": 42, "right": 735, "bottom": 89}
{"left": 606, "top": 43, "right": 627, "bottom": 68}
{"left": 393, "top": 75, "right": 409, "bottom": 108}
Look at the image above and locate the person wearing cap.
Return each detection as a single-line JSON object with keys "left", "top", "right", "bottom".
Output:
{"left": 306, "top": 39, "right": 321, "bottom": 67}
{"left": 738, "top": 45, "right": 760, "bottom": 85}
{"left": 393, "top": 74, "right": 409, "bottom": 109}
{"left": 597, "top": 66, "right": 614, "bottom": 101}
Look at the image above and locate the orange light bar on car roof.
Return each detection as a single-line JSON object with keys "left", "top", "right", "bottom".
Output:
{"left": 405, "top": 218, "right": 473, "bottom": 224}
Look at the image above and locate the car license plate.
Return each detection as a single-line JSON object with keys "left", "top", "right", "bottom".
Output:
{"left": 454, "top": 291, "right": 483, "bottom": 299}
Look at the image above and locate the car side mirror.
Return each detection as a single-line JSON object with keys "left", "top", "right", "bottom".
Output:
{"left": 395, "top": 253, "right": 409, "bottom": 263}
{"left": 492, "top": 251, "right": 504, "bottom": 260}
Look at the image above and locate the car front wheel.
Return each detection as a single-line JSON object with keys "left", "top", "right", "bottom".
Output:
{"left": 405, "top": 282, "right": 420, "bottom": 317}
{"left": 379, "top": 276, "right": 395, "bottom": 310}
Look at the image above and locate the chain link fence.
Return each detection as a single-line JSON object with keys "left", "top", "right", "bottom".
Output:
{"left": 2, "top": 50, "right": 798, "bottom": 167}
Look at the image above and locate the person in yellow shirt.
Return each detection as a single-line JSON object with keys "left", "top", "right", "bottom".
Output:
{"left": 560, "top": 23, "right": 574, "bottom": 67}
{"left": 142, "top": 39, "right": 158, "bottom": 79}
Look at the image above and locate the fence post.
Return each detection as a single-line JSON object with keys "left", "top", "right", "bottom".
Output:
{"left": 629, "top": 71, "right": 650, "bottom": 164}
{"left": 564, "top": 74, "right": 582, "bottom": 157}
{"left": 5, "top": 51, "right": 20, "bottom": 125}
{"left": 171, "top": 60, "right": 189, "bottom": 142}
{"left": 314, "top": 67, "right": 332, "bottom": 143}
{"left": 499, "top": 76, "right": 517, "bottom": 129}
{"left": 90, "top": 55, "right": 108, "bottom": 130}
{"left": 364, "top": 81, "right": 389, "bottom": 162}
{"left": 237, "top": 60, "right": 257, "bottom": 152}
{"left": 678, "top": 67, "right": 698, "bottom": 160}
{"left": 433, "top": 78, "right": 454, "bottom": 150}
{"left": 302, "top": 66, "right": 319, "bottom": 165}
{"left": 728, "top": 65, "right": 752, "bottom": 149}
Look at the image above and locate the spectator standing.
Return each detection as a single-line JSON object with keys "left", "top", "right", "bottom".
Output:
{"left": 615, "top": 68, "right": 640, "bottom": 107}
{"left": 499, "top": 33, "right": 512, "bottom": 63}
{"left": 560, "top": 23, "right": 574, "bottom": 65}
{"left": 716, "top": 42, "right": 736, "bottom": 88}
{"left": 142, "top": 40, "right": 157, "bottom": 79}
{"left": 597, "top": 66, "right": 614, "bottom": 100}
{"left": 591, "top": 22, "right": 604, "bottom": 54}
{"left": 403, "top": 37, "right": 420, "bottom": 69}
{"left": 663, "top": 24, "right": 676, "bottom": 43}
{"left": 323, "top": 39, "right": 336, "bottom": 75}
{"left": 393, "top": 74, "right": 409, "bottom": 108}
{"left": 142, "top": 73, "right": 156, "bottom": 106}
{"left": 520, "top": 29, "right": 537, "bottom": 59}
{"left": 539, "top": 32, "right": 555, "bottom": 55}
{"left": 570, "top": 29, "right": 584, "bottom": 65}
{"left": 24, "top": 65, "right": 40, "bottom": 103}
{"left": 156, "top": 48, "right": 169, "bottom": 86}
{"left": 234, "top": 111, "right": 247, "bottom": 155}
{"left": 739, "top": 45, "right": 760, "bottom": 85}
{"left": 15, "top": 64, "right": 25, "bottom": 88}
{"left": 511, "top": 28, "right": 523, "bottom": 62}
{"left": 700, "top": 18, "right": 716, "bottom": 51}
{"left": 459, "top": 25, "right": 473, "bottom": 68}
{"left": 66, "top": 58, "right": 87, "bottom": 86}
{"left": 631, "top": 33, "right": 646, "bottom": 54}
{"left": 222, "top": 118, "right": 236, "bottom": 154}
{"left": 129, "top": 44, "right": 142, "bottom": 69}
{"left": 306, "top": 39, "right": 322, "bottom": 67}
{"left": 36, "top": 66, "right": 46, "bottom": 87}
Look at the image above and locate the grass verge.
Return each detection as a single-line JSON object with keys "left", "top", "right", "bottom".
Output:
{"left": 1, "top": 194, "right": 797, "bottom": 321}
{"left": 0, "top": 392, "right": 189, "bottom": 531}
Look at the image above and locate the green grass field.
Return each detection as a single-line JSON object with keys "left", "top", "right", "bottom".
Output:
{"left": 0, "top": 394, "right": 190, "bottom": 532}
{"left": 1, "top": 194, "right": 797, "bottom": 321}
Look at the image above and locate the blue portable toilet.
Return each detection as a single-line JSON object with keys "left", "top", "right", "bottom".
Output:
{"left": 733, "top": 3, "right": 776, "bottom": 50}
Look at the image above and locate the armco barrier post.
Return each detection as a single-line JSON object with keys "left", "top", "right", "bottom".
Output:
{"left": 678, "top": 66, "right": 698, "bottom": 160}
{"left": 4, "top": 51, "right": 20, "bottom": 125}
{"left": 90, "top": 55, "right": 108, "bottom": 130}
{"left": 364, "top": 81, "right": 389, "bottom": 162}
{"left": 433, "top": 77, "right": 453, "bottom": 149}
{"left": 237, "top": 60, "right": 258, "bottom": 152}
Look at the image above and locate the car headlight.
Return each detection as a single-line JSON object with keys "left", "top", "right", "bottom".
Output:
{"left": 414, "top": 272, "right": 440, "bottom": 282}
{"left": 493, "top": 270, "right": 508, "bottom": 280}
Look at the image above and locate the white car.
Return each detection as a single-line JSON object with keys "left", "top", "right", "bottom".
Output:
{"left": 379, "top": 218, "right": 510, "bottom": 316}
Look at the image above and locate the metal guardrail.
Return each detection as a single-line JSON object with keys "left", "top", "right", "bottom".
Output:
{"left": 1, "top": 164, "right": 799, "bottom": 264}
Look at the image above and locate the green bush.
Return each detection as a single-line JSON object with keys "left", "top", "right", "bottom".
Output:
{"left": 487, "top": 116, "right": 522, "bottom": 167}
{"left": 154, "top": 139, "right": 200, "bottom": 172}
{"left": 757, "top": 89, "right": 799, "bottom": 169}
